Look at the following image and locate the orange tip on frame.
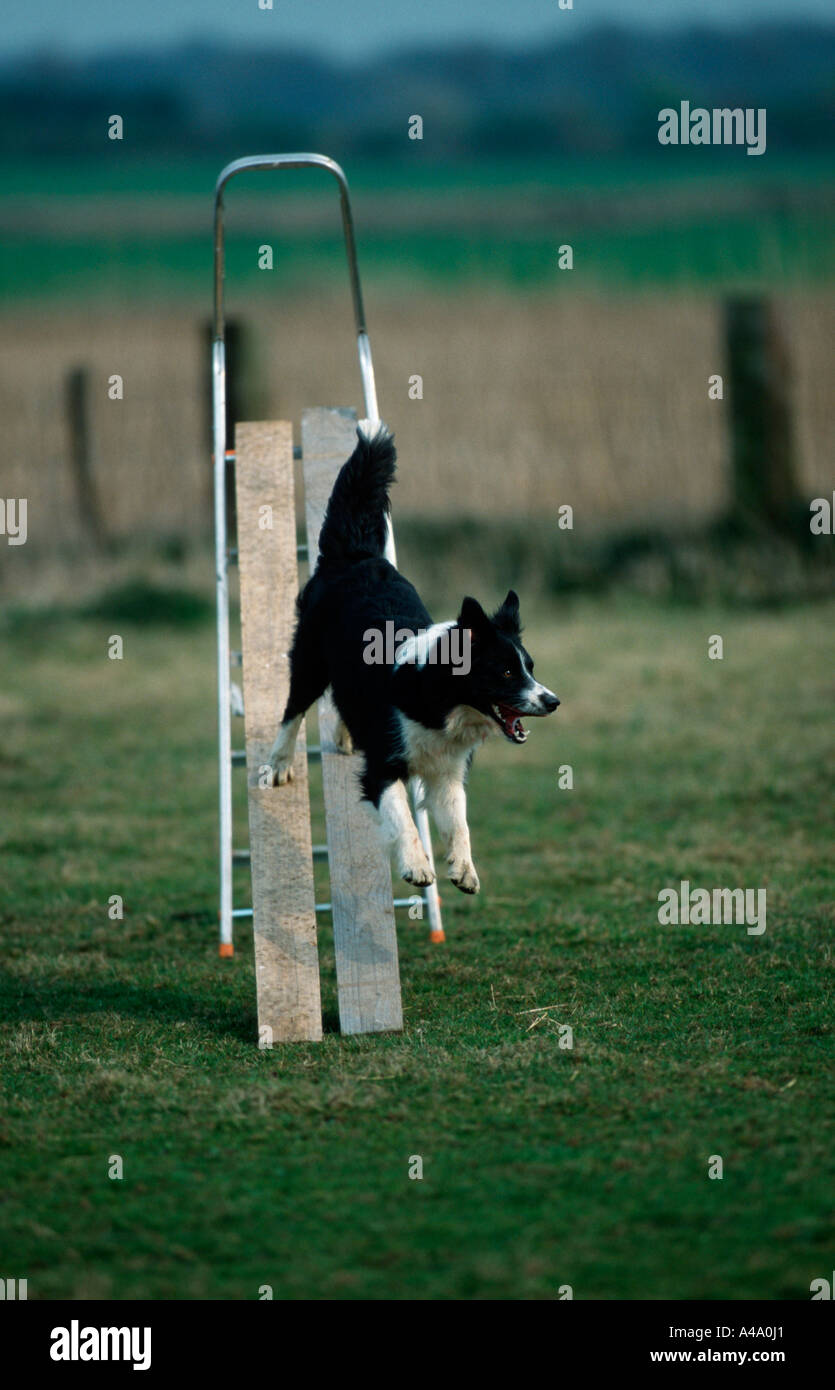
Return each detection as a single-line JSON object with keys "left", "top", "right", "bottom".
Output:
{"left": 218, "top": 942, "right": 234, "bottom": 958}
{"left": 430, "top": 929, "right": 445, "bottom": 944}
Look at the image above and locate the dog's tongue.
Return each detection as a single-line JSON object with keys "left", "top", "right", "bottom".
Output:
{"left": 497, "top": 702, "right": 527, "bottom": 743}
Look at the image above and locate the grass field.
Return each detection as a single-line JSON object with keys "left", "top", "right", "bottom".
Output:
{"left": 1, "top": 152, "right": 832, "bottom": 301}
{"left": 2, "top": 152, "right": 830, "bottom": 199}
{"left": 3, "top": 211, "right": 831, "bottom": 302}
{"left": 1, "top": 593, "right": 832, "bottom": 1299}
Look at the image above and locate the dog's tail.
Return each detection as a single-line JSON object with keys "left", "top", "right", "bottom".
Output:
{"left": 316, "top": 420, "right": 396, "bottom": 567}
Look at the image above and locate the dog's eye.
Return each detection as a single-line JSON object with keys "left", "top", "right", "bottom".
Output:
{"left": 502, "top": 669, "right": 513, "bottom": 680}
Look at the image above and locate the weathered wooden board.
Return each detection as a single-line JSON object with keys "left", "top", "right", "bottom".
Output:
{"left": 235, "top": 420, "right": 322, "bottom": 1043}
{"left": 301, "top": 407, "right": 403, "bottom": 1035}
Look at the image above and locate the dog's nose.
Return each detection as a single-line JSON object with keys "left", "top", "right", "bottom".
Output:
{"left": 543, "top": 692, "right": 560, "bottom": 713}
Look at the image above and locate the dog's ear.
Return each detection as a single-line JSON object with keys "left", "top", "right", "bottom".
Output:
{"left": 493, "top": 589, "right": 521, "bottom": 635}
{"left": 458, "top": 595, "right": 492, "bottom": 639}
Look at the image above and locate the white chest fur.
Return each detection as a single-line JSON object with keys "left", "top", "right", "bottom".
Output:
{"left": 397, "top": 706, "right": 494, "bottom": 780}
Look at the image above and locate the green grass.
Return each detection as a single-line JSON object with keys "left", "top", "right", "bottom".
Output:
{"left": 0, "top": 151, "right": 830, "bottom": 198}
{"left": 2, "top": 212, "right": 830, "bottom": 303}
{"left": 1, "top": 151, "right": 832, "bottom": 301}
{"left": 1, "top": 595, "right": 832, "bottom": 1299}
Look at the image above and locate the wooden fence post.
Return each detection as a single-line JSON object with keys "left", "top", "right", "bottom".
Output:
{"left": 724, "top": 296, "right": 800, "bottom": 529}
{"left": 65, "top": 366, "right": 108, "bottom": 548}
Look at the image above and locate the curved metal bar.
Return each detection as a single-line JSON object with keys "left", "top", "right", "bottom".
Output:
{"left": 212, "top": 152, "right": 377, "bottom": 419}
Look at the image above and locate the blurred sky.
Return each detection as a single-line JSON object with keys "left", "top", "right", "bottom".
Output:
{"left": 4, "top": 0, "right": 833, "bottom": 59}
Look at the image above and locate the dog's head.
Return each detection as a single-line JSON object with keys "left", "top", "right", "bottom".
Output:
{"left": 457, "top": 590, "right": 559, "bottom": 743}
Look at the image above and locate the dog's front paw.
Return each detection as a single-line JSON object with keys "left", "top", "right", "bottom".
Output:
{"left": 401, "top": 852, "right": 435, "bottom": 888}
{"left": 270, "top": 758, "right": 295, "bottom": 786}
{"left": 448, "top": 857, "right": 480, "bottom": 894}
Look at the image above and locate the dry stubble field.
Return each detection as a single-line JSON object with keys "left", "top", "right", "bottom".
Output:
{"left": 1, "top": 289, "right": 832, "bottom": 600}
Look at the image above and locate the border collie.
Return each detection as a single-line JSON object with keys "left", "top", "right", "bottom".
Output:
{"left": 269, "top": 422, "right": 559, "bottom": 894}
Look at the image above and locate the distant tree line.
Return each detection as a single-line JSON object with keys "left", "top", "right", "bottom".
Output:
{"left": 1, "top": 22, "right": 833, "bottom": 160}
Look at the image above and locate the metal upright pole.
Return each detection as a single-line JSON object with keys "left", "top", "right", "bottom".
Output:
{"left": 212, "top": 182, "right": 234, "bottom": 956}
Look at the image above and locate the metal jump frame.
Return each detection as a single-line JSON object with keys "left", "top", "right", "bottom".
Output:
{"left": 212, "top": 152, "right": 444, "bottom": 956}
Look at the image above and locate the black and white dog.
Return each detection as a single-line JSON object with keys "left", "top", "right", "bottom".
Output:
{"left": 269, "top": 422, "right": 559, "bottom": 894}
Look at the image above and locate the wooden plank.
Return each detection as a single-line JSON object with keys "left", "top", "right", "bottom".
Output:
{"left": 301, "top": 407, "right": 403, "bottom": 1035}
{"left": 235, "top": 420, "right": 322, "bottom": 1044}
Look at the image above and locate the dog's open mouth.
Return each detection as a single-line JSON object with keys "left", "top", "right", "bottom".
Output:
{"left": 491, "top": 703, "right": 528, "bottom": 744}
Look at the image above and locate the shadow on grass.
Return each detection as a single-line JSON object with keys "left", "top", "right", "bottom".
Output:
{"left": 3, "top": 969, "right": 349, "bottom": 1043}
{"left": 2, "top": 977, "right": 256, "bottom": 1045}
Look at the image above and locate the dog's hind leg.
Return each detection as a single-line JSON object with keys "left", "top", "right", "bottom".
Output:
{"left": 422, "top": 770, "right": 479, "bottom": 894}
